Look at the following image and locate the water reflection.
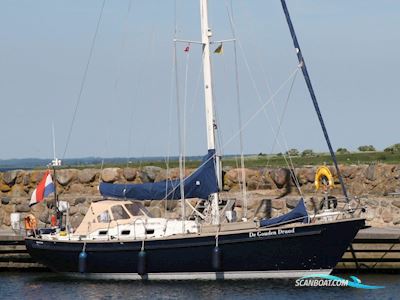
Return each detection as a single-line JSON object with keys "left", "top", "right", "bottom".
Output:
{"left": 0, "top": 272, "right": 398, "bottom": 300}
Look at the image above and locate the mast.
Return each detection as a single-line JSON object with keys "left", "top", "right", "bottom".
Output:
{"left": 199, "top": 0, "right": 221, "bottom": 225}
{"left": 50, "top": 123, "right": 62, "bottom": 226}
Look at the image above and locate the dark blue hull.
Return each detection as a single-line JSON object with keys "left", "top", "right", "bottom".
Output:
{"left": 25, "top": 218, "right": 364, "bottom": 279}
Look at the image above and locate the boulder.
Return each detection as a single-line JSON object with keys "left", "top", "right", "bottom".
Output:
{"left": 3, "top": 203, "right": 15, "bottom": 213}
{"left": 57, "top": 169, "right": 78, "bottom": 186}
{"left": 77, "top": 204, "right": 88, "bottom": 215}
{"left": 295, "top": 168, "right": 313, "bottom": 185}
{"left": 38, "top": 209, "right": 50, "bottom": 224}
{"left": 137, "top": 170, "right": 150, "bottom": 183}
{"left": 154, "top": 169, "right": 168, "bottom": 182}
{"left": 166, "top": 200, "right": 178, "bottom": 211}
{"left": 16, "top": 203, "right": 30, "bottom": 213}
{"left": 365, "top": 199, "right": 379, "bottom": 207}
{"left": 142, "top": 166, "right": 163, "bottom": 182}
{"left": 1, "top": 197, "right": 10, "bottom": 205}
{"left": 364, "top": 208, "right": 376, "bottom": 221}
{"left": 30, "top": 202, "right": 46, "bottom": 215}
{"left": 247, "top": 179, "right": 260, "bottom": 191}
{"left": 349, "top": 182, "right": 366, "bottom": 196}
{"left": 271, "top": 199, "right": 285, "bottom": 210}
{"left": 69, "top": 206, "right": 78, "bottom": 215}
{"left": 68, "top": 183, "right": 86, "bottom": 194}
{"left": 380, "top": 200, "right": 389, "bottom": 207}
{"left": 225, "top": 169, "right": 239, "bottom": 184}
{"left": 73, "top": 197, "right": 87, "bottom": 206}
{"left": 15, "top": 171, "right": 25, "bottom": 184}
{"left": 10, "top": 185, "right": 28, "bottom": 197}
{"left": 392, "top": 199, "right": 400, "bottom": 209}
{"left": 70, "top": 214, "right": 85, "bottom": 229}
{"left": 269, "top": 168, "right": 290, "bottom": 189}
{"left": 78, "top": 169, "right": 98, "bottom": 184}
{"left": 0, "top": 210, "right": 10, "bottom": 226}
{"left": 0, "top": 183, "right": 11, "bottom": 192}
{"left": 365, "top": 164, "right": 376, "bottom": 181}
{"left": 22, "top": 173, "right": 31, "bottom": 186}
{"left": 149, "top": 207, "right": 162, "bottom": 218}
{"left": 123, "top": 168, "right": 137, "bottom": 181}
{"left": 30, "top": 170, "right": 45, "bottom": 183}
{"left": 304, "top": 168, "right": 316, "bottom": 183}
{"left": 101, "top": 168, "right": 120, "bottom": 183}
{"left": 11, "top": 197, "right": 22, "bottom": 205}
{"left": 286, "top": 198, "right": 299, "bottom": 209}
{"left": 3, "top": 170, "right": 19, "bottom": 186}
{"left": 341, "top": 166, "right": 355, "bottom": 179}
{"left": 393, "top": 166, "right": 400, "bottom": 179}
{"left": 381, "top": 209, "right": 393, "bottom": 223}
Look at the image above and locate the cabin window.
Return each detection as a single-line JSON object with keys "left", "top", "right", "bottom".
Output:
{"left": 111, "top": 205, "right": 130, "bottom": 220}
{"left": 125, "top": 203, "right": 145, "bottom": 217}
{"left": 121, "top": 230, "right": 130, "bottom": 235}
{"left": 97, "top": 211, "right": 111, "bottom": 223}
{"left": 99, "top": 230, "right": 108, "bottom": 235}
{"left": 146, "top": 229, "right": 155, "bottom": 235}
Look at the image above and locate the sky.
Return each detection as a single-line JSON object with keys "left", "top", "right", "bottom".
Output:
{"left": 0, "top": 0, "right": 399, "bottom": 160}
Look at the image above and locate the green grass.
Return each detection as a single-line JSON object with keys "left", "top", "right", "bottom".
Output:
{"left": 64, "top": 151, "right": 400, "bottom": 170}
{"left": 234, "top": 151, "right": 400, "bottom": 168}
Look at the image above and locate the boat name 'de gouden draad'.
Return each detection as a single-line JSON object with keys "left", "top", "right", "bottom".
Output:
{"left": 249, "top": 228, "right": 295, "bottom": 238}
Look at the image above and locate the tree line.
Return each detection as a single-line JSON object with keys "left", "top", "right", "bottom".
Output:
{"left": 265, "top": 143, "right": 400, "bottom": 157}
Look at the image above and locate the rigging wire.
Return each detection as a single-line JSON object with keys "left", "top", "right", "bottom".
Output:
{"left": 158, "top": 62, "right": 298, "bottom": 202}
{"left": 62, "top": 0, "right": 107, "bottom": 160}
{"left": 225, "top": 0, "right": 248, "bottom": 218}
{"left": 233, "top": 1, "right": 297, "bottom": 164}
{"left": 224, "top": 6, "right": 303, "bottom": 195}
{"left": 183, "top": 43, "right": 191, "bottom": 185}
{"left": 221, "top": 67, "right": 300, "bottom": 158}
{"left": 173, "top": 0, "right": 187, "bottom": 223}
{"left": 164, "top": 1, "right": 179, "bottom": 215}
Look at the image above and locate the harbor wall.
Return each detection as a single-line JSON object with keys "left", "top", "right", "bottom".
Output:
{"left": 0, "top": 163, "right": 399, "bottom": 230}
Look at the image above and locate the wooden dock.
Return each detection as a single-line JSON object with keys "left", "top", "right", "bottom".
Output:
{"left": 336, "top": 227, "right": 400, "bottom": 272}
{"left": 0, "top": 231, "right": 46, "bottom": 270}
{"left": 1, "top": 227, "right": 400, "bottom": 272}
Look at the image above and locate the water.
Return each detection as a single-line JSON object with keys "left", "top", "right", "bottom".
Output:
{"left": 0, "top": 272, "right": 398, "bottom": 300}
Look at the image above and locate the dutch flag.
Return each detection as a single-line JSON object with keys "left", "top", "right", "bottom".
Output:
{"left": 29, "top": 170, "right": 55, "bottom": 206}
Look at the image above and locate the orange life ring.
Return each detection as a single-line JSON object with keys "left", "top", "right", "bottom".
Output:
{"left": 24, "top": 214, "right": 37, "bottom": 230}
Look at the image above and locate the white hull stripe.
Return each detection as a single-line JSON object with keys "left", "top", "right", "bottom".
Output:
{"left": 64, "top": 269, "right": 332, "bottom": 280}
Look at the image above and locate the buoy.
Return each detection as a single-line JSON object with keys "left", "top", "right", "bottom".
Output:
{"left": 137, "top": 250, "right": 146, "bottom": 275}
{"left": 212, "top": 246, "right": 222, "bottom": 271}
{"left": 78, "top": 251, "right": 87, "bottom": 273}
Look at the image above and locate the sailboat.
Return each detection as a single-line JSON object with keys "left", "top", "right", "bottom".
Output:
{"left": 25, "top": 0, "right": 365, "bottom": 280}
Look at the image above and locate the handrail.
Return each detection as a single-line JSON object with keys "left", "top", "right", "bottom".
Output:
{"left": 133, "top": 218, "right": 147, "bottom": 240}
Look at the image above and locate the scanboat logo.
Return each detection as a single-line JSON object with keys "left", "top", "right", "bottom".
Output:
{"left": 295, "top": 274, "right": 384, "bottom": 289}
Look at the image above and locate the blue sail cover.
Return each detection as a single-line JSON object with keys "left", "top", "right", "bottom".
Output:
{"left": 260, "top": 198, "right": 309, "bottom": 227}
{"left": 99, "top": 150, "right": 218, "bottom": 200}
